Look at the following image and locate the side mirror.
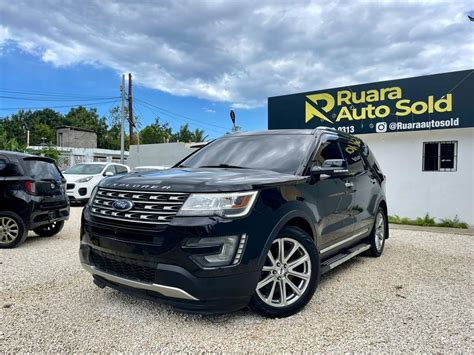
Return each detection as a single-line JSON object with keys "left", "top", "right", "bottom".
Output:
{"left": 104, "top": 171, "right": 114, "bottom": 177}
{"left": 311, "top": 159, "right": 349, "bottom": 177}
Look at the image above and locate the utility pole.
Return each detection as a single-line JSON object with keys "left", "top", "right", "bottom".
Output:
{"left": 128, "top": 73, "right": 134, "bottom": 145}
{"left": 120, "top": 74, "right": 126, "bottom": 164}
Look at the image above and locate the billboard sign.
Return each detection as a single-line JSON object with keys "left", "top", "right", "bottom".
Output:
{"left": 268, "top": 70, "right": 473, "bottom": 134}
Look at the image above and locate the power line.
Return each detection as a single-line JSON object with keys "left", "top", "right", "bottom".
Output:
{"left": 135, "top": 100, "right": 226, "bottom": 135}
{"left": 135, "top": 97, "right": 229, "bottom": 131}
{"left": 0, "top": 89, "right": 118, "bottom": 99}
{"left": 0, "top": 100, "right": 120, "bottom": 111}
{"left": 0, "top": 95, "right": 120, "bottom": 102}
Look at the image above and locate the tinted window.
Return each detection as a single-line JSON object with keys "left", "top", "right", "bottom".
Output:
{"left": 115, "top": 165, "right": 128, "bottom": 174}
{"left": 313, "top": 137, "right": 343, "bottom": 166}
{"left": 361, "top": 144, "right": 384, "bottom": 181}
{"left": 423, "top": 143, "right": 438, "bottom": 171}
{"left": 340, "top": 142, "right": 365, "bottom": 174}
{"left": 0, "top": 158, "right": 22, "bottom": 177}
{"left": 179, "top": 134, "right": 315, "bottom": 174}
{"left": 64, "top": 164, "right": 106, "bottom": 174}
{"left": 23, "top": 159, "right": 62, "bottom": 180}
{"left": 440, "top": 142, "right": 455, "bottom": 170}
{"left": 423, "top": 141, "right": 457, "bottom": 172}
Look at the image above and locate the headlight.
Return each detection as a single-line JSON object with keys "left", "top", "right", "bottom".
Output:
{"left": 177, "top": 191, "right": 258, "bottom": 218}
{"left": 76, "top": 176, "right": 94, "bottom": 183}
{"left": 87, "top": 186, "right": 99, "bottom": 206}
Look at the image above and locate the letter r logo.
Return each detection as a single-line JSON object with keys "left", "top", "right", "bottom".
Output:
{"left": 305, "top": 93, "right": 335, "bottom": 124}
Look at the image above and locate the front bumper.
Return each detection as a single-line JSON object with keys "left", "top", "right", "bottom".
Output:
{"left": 66, "top": 182, "right": 91, "bottom": 201}
{"left": 80, "top": 203, "right": 272, "bottom": 314}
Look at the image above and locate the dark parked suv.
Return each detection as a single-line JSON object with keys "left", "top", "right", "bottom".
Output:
{"left": 80, "top": 128, "right": 388, "bottom": 317}
{"left": 0, "top": 151, "right": 70, "bottom": 248}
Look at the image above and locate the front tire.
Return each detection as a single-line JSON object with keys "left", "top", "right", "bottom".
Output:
{"left": 0, "top": 212, "right": 28, "bottom": 248}
{"left": 249, "top": 226, "right": 320, "bottom": 318}
{"left": 33, "top": 220, "right": 65, "bottom": 237}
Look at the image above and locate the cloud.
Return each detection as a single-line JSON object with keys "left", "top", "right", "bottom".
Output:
{"left": 203, "top": 107, "right": 216, "bottom": 114}
{"left": 0, "top": 0, "right": 472, "bottom": 108}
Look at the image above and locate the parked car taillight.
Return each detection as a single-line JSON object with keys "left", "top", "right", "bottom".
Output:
{"left": 25, "top": 180, "right": 36, "bottom": 195}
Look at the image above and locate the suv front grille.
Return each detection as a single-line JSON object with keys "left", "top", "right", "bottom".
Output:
{"left": 90, "top": 250, "right": 156, "bottom": 283}
{"left": 90, "top": 187, "right": 188, "bottom": 226}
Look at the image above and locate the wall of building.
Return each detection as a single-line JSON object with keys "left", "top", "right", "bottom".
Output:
{"left": 358, "top": 128, "right": 473, "bottom": 225}
{"left": 56, "top": 128, "right": 97, "bottom": 149}
{"left": 127, "top": 142, "right": 200, "bottom": 168}
{"left": 28, "top": 146, "right": 128, "bottom": 170}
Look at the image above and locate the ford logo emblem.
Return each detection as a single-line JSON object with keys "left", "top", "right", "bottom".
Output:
{"left": 112, "top": 199, "right": 134, "bottom": 212}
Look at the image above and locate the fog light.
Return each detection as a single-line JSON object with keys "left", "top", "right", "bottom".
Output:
{"left": 184, "top": 235, "right": 246, "bottom": 267}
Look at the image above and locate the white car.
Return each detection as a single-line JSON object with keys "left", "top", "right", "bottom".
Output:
{"left": 63, "top": 162, "right": 130, "bottom": 204}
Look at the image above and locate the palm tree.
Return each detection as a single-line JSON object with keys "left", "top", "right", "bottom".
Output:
{"left": 191, "top": 129, "right": 207, "bottom": 142}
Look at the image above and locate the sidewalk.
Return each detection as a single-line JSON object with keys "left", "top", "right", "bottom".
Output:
{"left": 389, "top": 223, "right": 474, "bottom": 236}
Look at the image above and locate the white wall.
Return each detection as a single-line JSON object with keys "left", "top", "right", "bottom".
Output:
{"left": 127, "top": 142, "right": 200, "bottom": 168}
{"left": 358, "top": 128, "right": 474, "bottom": 226}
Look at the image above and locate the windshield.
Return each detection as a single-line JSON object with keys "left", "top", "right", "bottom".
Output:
{"left": 23, "top": 159, "right": 62, "bottom": 181}
{"left": 64, "top": 164, "right": 106, "bottom": 175}
{"left": 178, "top": 134, "right": 315, "bottom": 174}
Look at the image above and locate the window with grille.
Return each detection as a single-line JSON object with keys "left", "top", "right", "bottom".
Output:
{"left": 423, "top": 141, "right": 457, "bottom": 172}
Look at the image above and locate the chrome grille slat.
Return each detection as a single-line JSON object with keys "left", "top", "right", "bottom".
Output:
{"left": 91, "top": 187, "right": 188, "bottom": 226}
{"left": 92, "top": 203, "right": 177, "bottom": 215}
{"left": 94, "top": 194, "right": 179, "bottom": 205}
{"left": 98, "top": 188, "right": 187, "bottom": 195}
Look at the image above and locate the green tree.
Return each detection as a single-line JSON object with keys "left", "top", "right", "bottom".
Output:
{"left": 0, "top": 110, "right": 33, "bottom": 146}
{"left": 0, "top": 108, "right": 63, "bottom": 146}
{"left": 0, "top": 131, "right": 24, "bottom": 151}
{"left": 191, "top": 128, "right": 207, "bottom": 142}
{"left": 27, "top": 145, "right": 60, "bottom": 162}
{"left": 30, "top": 108, "right": 63, "bottom": 145}
{"left": 173, "top": 124, "right": 193, "bottom": 142}
{"left": 139, "top": 117, "right": 173, "bottom": 144}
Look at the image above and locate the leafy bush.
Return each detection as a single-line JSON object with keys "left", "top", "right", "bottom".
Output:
{"left": 437, "top": 215, "right": 468, "bottom": 229}
{"left": 26, "top": 146, "right": 61, "bottom": 163}
{"left": 388, "top": 213, "right": 468, "bottom": 229}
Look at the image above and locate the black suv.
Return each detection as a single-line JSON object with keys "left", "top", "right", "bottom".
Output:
{"left": 0, "top": 151, "right": 70, "bottom": 248}
{"left": 80, "top": 128, "right": 387, "bottom": 317}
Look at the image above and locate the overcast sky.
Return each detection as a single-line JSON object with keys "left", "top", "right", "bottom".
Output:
{"left": 0, "top": 0, "right": 473, "bottom": 134}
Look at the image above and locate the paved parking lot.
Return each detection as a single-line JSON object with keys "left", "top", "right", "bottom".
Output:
{"left": 1, "top": 206, "right": 472, "bottom": 352}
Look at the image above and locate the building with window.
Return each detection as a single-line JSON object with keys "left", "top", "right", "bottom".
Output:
{"left": 268, "top": 70, "right": 473, "bottom": 226}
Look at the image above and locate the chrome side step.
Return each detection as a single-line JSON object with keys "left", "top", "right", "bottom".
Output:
{"left": 321, "top": 243, "right": 371, "bottom": 274}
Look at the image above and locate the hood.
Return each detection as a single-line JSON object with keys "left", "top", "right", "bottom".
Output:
{"left": 99, "top": 168, "right": 306, "bottom": 193}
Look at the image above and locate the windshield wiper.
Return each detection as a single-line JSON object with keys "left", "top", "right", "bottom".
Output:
{"left": 198, "top": 164, "right": 249, "bottom": 169}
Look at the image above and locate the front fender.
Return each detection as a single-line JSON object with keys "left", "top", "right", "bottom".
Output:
{"left": 256, "top": 189, "right": 319, "bottom": 272}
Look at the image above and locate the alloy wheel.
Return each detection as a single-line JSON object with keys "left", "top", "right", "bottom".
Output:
{"left": 0, "top": 217, "right": 20, "bottom": 244}
{"left": 374, "top": 212, "right": 385, "bottom": 251}
{"left": 256, "top": 237, "right": 312, "bottom": 308}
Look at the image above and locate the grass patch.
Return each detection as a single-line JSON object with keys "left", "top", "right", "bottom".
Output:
{"left": 388, "top": 214, "right": 468, "bottom": 229}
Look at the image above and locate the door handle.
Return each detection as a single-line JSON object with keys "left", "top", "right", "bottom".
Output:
{"left": 344, "top": 182, "right": 354, "bottom": 188}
